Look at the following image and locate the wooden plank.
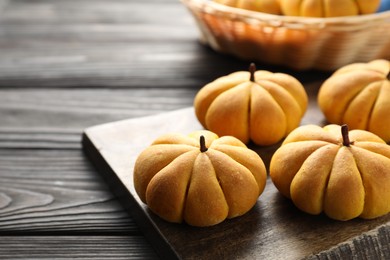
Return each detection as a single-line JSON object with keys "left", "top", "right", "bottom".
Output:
{"left": 0, "top": 0, "right": 203, "bottom": 88}
{"left": 83, "top": 105, "right": 390, "bottom": 259}
{"left": 0, "top": 0, "right": 331, "bottom": 88}
{"left": 0, "top": 88, "right": 196, "bottom": 149}
{"left": 0, "top": 88, "right": 196, "bottom": 134}
{"left": 0, "top": 0, "right": 8, "bottom": 12}
{"left": 0, "top": 235, "right": 158, "bottom": 259}
{"left": 0, "top": 229, "right": 388, "bottom": 260}
{"left": 0, "top": 149, "right": 138, "bottom": 233}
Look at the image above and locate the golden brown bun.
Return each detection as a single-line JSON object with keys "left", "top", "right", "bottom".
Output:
{"left": 318, "top": 59, "right": 390, "bottom": 142}
{"left": 194, "top": 67, "right": 308, "bottom": 146}
{"left": 133, "top": 130, "right": 267, "bottom": 227}
{"left": 280, "top": 0, "right": 381, "bottom": 17}
{"left": 270, "top": 124, "right": 390, "bottom": 221}
{"left": 214, "top": 0, "right": 282, "bottom": 15}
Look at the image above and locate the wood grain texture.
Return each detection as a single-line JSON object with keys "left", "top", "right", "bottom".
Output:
{"left": 0, "top": 0, "right": 330, "bottom": 88}
{"left": 0, "top": 88, "right": 196, "bottom": 130}
{"left": 0, "top": 0, "right": 220, "bottom": 88}
{"left": 309, "top": 225, "right": 390, "bottom": 260}
{"left": 0, "top": 149, "right": 138, "bottom": 234}
{"left": 0, "top": 236, "right": 158, "bottom": 259}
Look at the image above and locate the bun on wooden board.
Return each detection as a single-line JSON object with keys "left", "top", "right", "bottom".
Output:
{"left": 133, "top": 130, "right": 267, "bottom": 227}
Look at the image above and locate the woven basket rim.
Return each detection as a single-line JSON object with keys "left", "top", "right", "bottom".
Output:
{"left": 182, "top": 0, "right": 390, "bottom": 30}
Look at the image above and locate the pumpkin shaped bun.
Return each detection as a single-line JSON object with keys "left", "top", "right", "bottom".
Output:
{"left": 194, "top": 64, "right": 308, "bottom": 146}
{"left": 214, "top": 0, "right": 281, "bottom": 14}
{"left": 280, "top": 0, "right": 380, "bottom": 17}
{"left": 270, "top": 124, "right": 390, "bottom": 221}
{"left": 318, "top": 59, "right": 390, "bottom": 143}
{"left": 133, "top": 130, "right": 267, "bottom": 227}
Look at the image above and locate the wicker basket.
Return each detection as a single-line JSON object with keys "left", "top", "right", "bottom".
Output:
{"left": 181, "top": 0, "right": 390, "bottom": 71}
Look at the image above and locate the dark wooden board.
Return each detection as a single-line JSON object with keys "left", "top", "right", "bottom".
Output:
{"left": 82, "top": 102, "right": 390, "bottom": 259}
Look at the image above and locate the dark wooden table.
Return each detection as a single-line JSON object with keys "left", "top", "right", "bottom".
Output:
{"left": 0, "top": 0, "right": 389, "bottom": 259}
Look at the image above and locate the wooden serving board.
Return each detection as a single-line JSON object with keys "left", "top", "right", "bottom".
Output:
{"left": 82, "top": 105, "right": 390, "bottom": 259}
